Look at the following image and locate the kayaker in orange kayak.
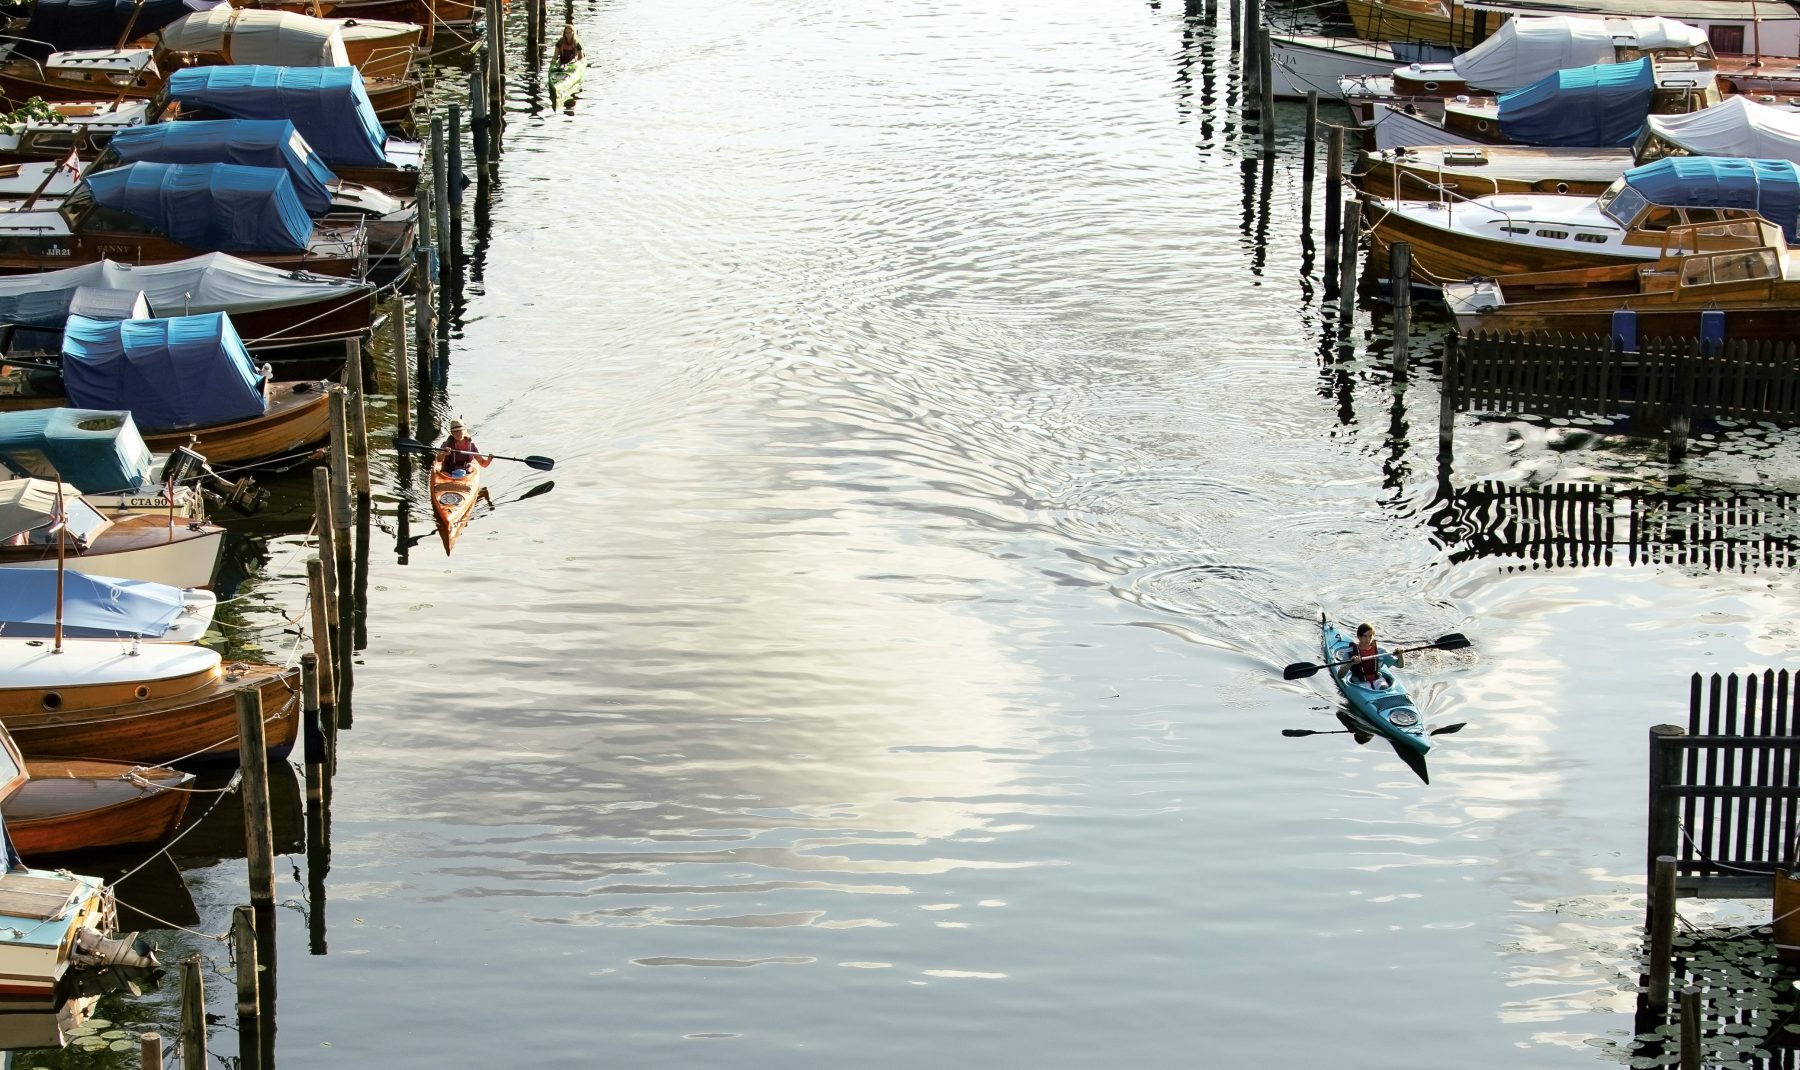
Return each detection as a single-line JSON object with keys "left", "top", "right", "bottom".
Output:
{"left": 437, "top": 419, "right": 492, "bottom": 477}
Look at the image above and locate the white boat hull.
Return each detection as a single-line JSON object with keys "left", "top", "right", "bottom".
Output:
{"left": 1371, "top": 104, "right": 1483, "bottom": 150}
{"left": 6, "top": 530, "right": 223, "bottom": 590}
{"left": 1271, "top": 35, "right": 1405, "bottom": 100}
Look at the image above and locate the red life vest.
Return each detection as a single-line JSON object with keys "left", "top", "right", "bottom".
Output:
{"left": 1349, "top": 640, "right": 1382, "bottom": 684}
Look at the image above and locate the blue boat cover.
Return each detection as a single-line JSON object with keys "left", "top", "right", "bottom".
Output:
{"left": 105, "top": 120, "right": 340, "bottom": 216}
{"left": 164, "top": 66, "right": 389, "bottom": 168}
{"left": 60, "top": 313, "right": 267, "bottom": 432}
{"left": 0, "top": 568, "right": 189, "bottom": 640}
{"left": 81, "top": 161, "right": 313, "bottom": 253}
{"left": 0, "top": 408, "right": 151, "bottom": 494}
{"left": 1497, "top": 58, "right": 1656, "bottom": 148}
{"left": 19, "top": 0, "right": 193, "bottom": 57}
{"left": 1625, "top": 157, "right": 1800, "bottom": 242}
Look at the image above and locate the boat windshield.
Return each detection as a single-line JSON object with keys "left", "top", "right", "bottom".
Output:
{"left": 1598, "top": 183, "right": 1647, "bottom": 229}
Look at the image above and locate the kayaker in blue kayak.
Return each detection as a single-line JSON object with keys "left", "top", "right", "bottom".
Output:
{"left": 1342, "top": 623, "right": 1397, "bottom": 691}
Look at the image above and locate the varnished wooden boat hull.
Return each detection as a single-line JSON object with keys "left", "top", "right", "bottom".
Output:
{"left": 0, "top": 65, "right": 417, "bottom": 129}
{"left": 1, "top": 665, "right": 300, "bottom": 767}
{"left": 141, "top": 382, "right": 332, "bottom": 467}
{"left": 0, "top": 232, "right": 364, "bottom": 281}
{"left": 432, "top": 465, "right": 480, "bottom": 554}
{"left": 1366, "top": 203, "right": 1637, "bottom": 284}
{"left": 6, "top": 759, "right": 192, "bottom": 859}
{"left": 1358, "top": 150, "right": 1626, "bottom": 200}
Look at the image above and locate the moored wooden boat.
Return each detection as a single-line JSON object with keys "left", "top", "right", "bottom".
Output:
{"left": 0, "top": 639, "right": 300, "bottom": 766}
{"left": 1358, "top": 144, "right": 1630, "bottom": 198}
{"left": 432, "top": 462, "right": 481, "bottom": 554}
{"left": 6, "top": 758, "right": 193, "bottom": 859}
{"left": 139, "top": 382, "right": 331, "bottom": 467}
{"left": 1443, "top": 216, "right": 1800, "bottom": 339}
{"left": 0, "top": 480, "right": 224, "bottom": 588}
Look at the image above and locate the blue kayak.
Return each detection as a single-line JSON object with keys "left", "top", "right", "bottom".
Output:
{"left": 1321, "top": 618, "right": 1430, "bottom": 757}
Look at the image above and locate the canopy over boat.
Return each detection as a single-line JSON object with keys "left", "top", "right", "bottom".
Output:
{"left": 1452, "top": 15, "right": 1705, "bottom": 91}
{"left": 0, "top": 409, "right": 151, "bottom": 495}
{"left": 61, "top": 313, "right": 267, "bottom": 432}
{"left": 1498, "top": 58, "right": 1657, "bottom": 147}
{"left": 1623, "top": 156, "right": 1800, "bottom": 240}
{"left": 0, "top": 477, "right": 106, "bottom": 543}
{"left": 163, "top": 66, "right": 390, "bottom": 169}
{"left": 76, "top": 162, "right": 314, "bottom": 253}
{"left": 102, "top": 120, "right": 339, "bottom": 215}
{"left": 19, "top": 0, "right": 201, "bottom": 58}
{"left": 0, "top": 568, "right": 194, "bottom": 640}
{"left": 0, "top": 253, "right": 370, "bottom": 329}
{"left": 157, "top": 7, "right": 351, "bottom": 68}
{"left": 1644, "top": 96, "right": 1800, "bottom": 162}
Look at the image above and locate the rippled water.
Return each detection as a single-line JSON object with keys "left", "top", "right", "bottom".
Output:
{"left": 44, "top": 2, "right": 1800, "bottom": 1068}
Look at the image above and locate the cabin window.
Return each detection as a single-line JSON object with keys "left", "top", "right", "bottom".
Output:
{"left": 1574, "top": 233, "right": 1607, "bottom": 244}
{"left": 1680, "top": 257, "right": 1713, "bottom": 287}
{"left": 1685, "top": 208, "right": 1723, "bottom": 224}
{"left": 1600, "top": 185, "right": 1647, "bottom": 227}
{"left": 22, "top": 132, "right": 75, "bottom": 153}
{"left": 1710, "top": 250, "right": 1777, "bottom": 283}
{"left": 1534, "top": 229, "right": 1569, "bottom": 239}
{"left": 1708, "top": 25, "right": 1746, "bottom": 54}
{"left": 1500, "top": 225, "right": 1529, "bottom": 234}
{"left": 1642, "top": 206, "right": 1680, "bottom": 232}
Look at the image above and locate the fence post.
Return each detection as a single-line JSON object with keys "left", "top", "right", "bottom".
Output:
{"left": 1647, "top": 724, "right": 1686, "bottom": 880}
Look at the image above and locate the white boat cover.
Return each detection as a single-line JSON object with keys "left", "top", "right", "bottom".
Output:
{"left": 1645, "top": 95, "right": 1800, "bottom": 162}
{"left": 1453, "top": 16, "right": 1627, "bottom": 91}
{"left": 0, "top": 253, "right": 367, "bottom": 316}
{"left": 1626, "top": 16, "right": 1710, "bottom": 52}
{"left": 67, "top": 287, "right": 149, "bottom": 321}
{"left": 157, "top": 8, "right": 351, "bottom": 68}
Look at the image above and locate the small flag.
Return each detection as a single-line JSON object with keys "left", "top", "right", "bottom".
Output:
{"left": 59, "top": 147, "right": 80, "bottom": 179}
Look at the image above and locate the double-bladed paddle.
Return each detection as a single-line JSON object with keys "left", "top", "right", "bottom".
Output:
{"left": 395, "top": 437, "right": 556, "bottom": 472}
{"left": 1282, "top": 721, "right": 1468, "bottom": 739}
{"left": 1281, "top": 633, "right": 1470, "bottom": 681}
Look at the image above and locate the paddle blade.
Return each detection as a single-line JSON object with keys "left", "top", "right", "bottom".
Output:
{"left": 523, "top": 455, "right": 555, "bottom": 471}
{"left": 1281, "top": 729, "right": 1318, "bottom": 737}
{"left": 1432, "top": 633, "right": 1471, "bottom": 651}
{"left": 1282, "top": 662, "right": 1322, "bottom": 680}
{"left": 395, "top": 437, "right": 431, "bottom": 454}
{"left": 1430, "top": 722, "right": 1468, "bottom": 736}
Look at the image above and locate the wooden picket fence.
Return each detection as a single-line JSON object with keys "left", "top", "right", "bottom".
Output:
{"left": 1432, "top": 483, "right": 1800, "bottom": 573}
{"left": 1446, "top": 333, "right": 1800, "bottom": 429}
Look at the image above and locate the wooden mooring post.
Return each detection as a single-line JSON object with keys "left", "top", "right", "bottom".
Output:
{"left": 1258, "top": 26, "right": 1275, "bottom": 153}
{"left": 139, "top": 1033, "right": 162, "bottom": 1069}
{"left": 306, "top": 556, "right": 337, "bottom": 718}
{"left": 1336, "top": 196, "right": 1359, "bottom": 341}
{"left": 392, "top": 299, "right": 412, "bottom": 438}
{"left": 236, "top": 689, "right": 276, "bottom": 911}
{"left": 469, "top": 68, "right": 490, "bottom": 182}
{"left": 1647, "top": 854, "right": 1677, "bottom": 1019}
{"left": 1301, "top": 91, "right": 1317, "bottom": 234}
{"left": 301, "top": 652, "right": 326, "bottom": 793}
{"left": 180, "top": 955, "right": 206, "bottom": 1070}
{"left": 1679, "top": 986, "right": 1702, "bottom": 1070}
{"left": 431, "top": 116, "right": 452, "bottom": 276}
{"left": 345, "top": 341, "right": 371, "bottom": 501}
{"left": 309, "top": 466, "right": 337, "bottom": 628}
{"left": 448, "top": 103, "right": 465, "bottom": 241}
{"left": 1389, "top": 241, "right": 1411, "bottom": 381}
{"left": 232, "top": 905, "right": 260, "bottom": 1019}
{"left": 1323, "top": 125, "right": 1344, "bottom": 269}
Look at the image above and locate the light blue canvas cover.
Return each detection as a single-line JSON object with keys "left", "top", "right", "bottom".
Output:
{"left": 1624, "top": 156, "right": 1800, "bottom": 242}
{"left": 164, "top": 66, "right": 389, "bottom": 168}
{"left": 0, "top": 568, "right": 189, "bottom": 640}
{"left": 60, "top": 313, "right": 267, "bottom": 432}
{"left": 105, "top": 120, "right": 340, "bottom": 216}
{"left": 1497, "top": 58, "right": 1656, "bottom": 148}
{"left": 81, "top": 162, "right": 313, "bottom": 253}
{"left": 0, "top": 408, "right": 151, "bottom": 494}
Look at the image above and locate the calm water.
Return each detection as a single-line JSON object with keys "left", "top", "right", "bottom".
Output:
{"left": 39, "top": 2, "right": 1800, "bottom": 1067}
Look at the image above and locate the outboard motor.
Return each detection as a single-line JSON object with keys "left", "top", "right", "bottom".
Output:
{"left": 70, "top": 926, "right": 158, "bottom": 970}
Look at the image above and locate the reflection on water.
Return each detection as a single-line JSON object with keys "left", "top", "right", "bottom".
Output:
{"left": 32, "top": 2, "right": 1799, "bottom": 1068}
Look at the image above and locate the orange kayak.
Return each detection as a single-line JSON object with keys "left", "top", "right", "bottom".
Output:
{"left": 431, "top": 462, "right": 481, "bottom": 554}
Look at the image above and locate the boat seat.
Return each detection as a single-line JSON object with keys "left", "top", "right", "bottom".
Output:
{"left": 0, "top": 872, "right": 83, "bottom": 920}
